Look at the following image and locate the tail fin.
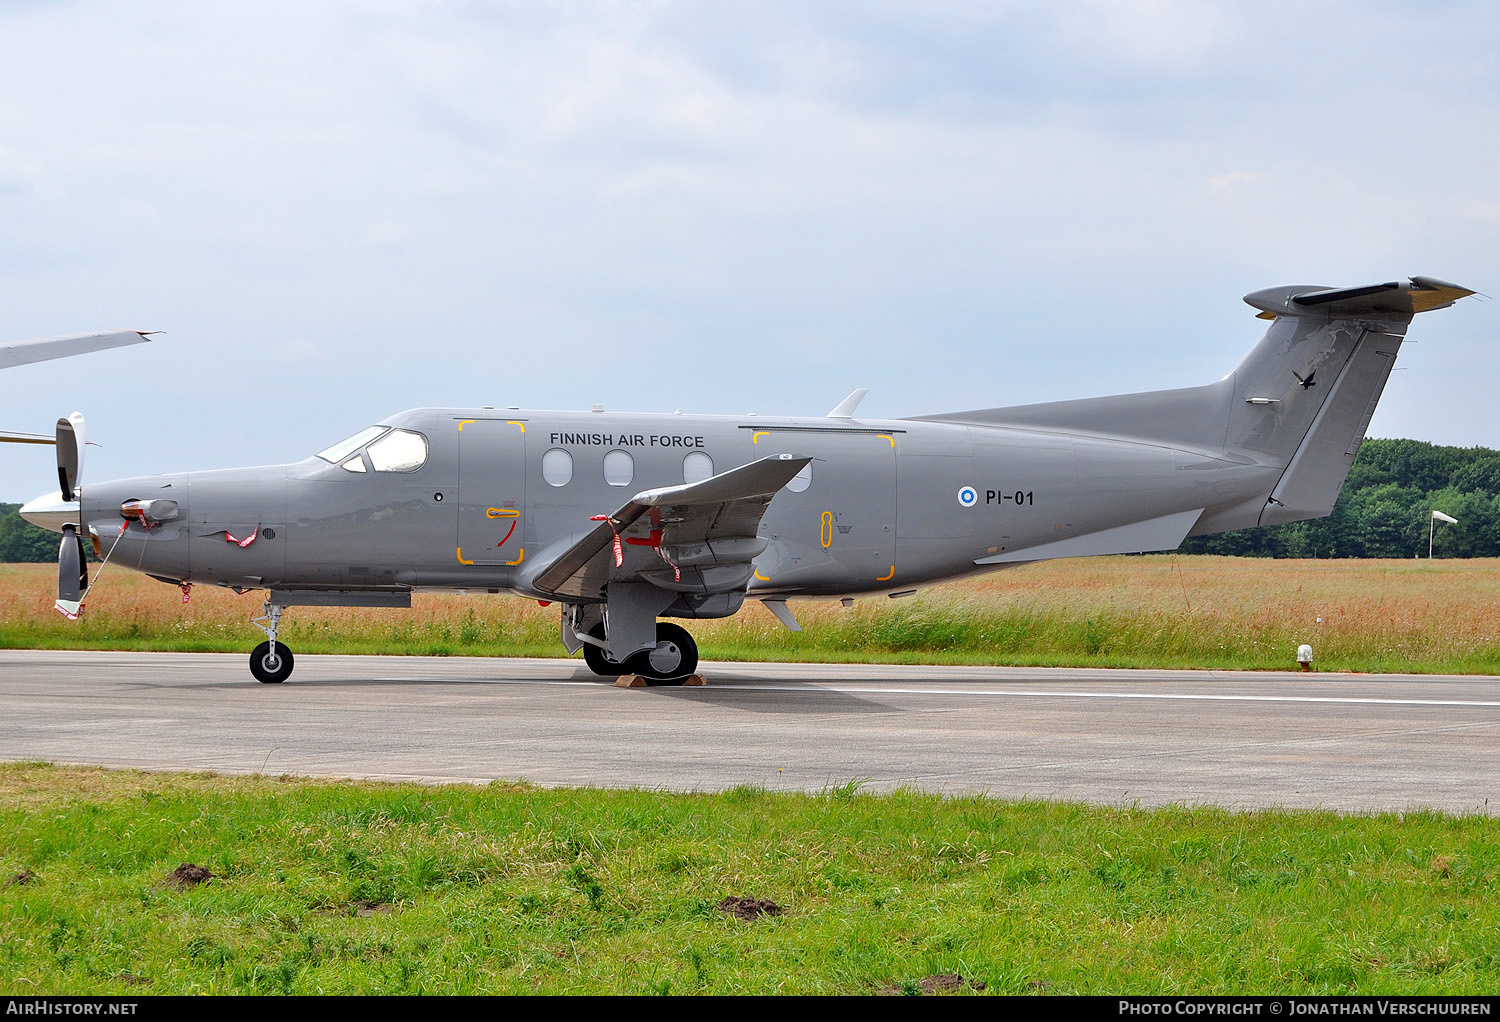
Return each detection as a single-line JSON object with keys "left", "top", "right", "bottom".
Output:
{"left": 1230, "top": 277, "right": 1474, "bottom": 526}
{"left": 917, "top": 276, "right": 1476, "bottom": 530}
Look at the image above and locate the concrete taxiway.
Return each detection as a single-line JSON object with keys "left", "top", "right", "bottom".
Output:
{"left": 1, "top": 649, "right": 1497, "bottom": 813}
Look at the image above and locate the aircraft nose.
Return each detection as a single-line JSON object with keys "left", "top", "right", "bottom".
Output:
{"left": 19, "top": 491, "right": 77, "bottom": 534}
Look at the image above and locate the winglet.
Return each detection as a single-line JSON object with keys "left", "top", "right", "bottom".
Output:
{"left": 827, "top": 388, "right": 868, "bottom": 418}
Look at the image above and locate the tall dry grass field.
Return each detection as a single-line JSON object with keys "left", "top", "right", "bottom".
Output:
{"left": 3, "top": 555, "right": 1499, "bottom": 672}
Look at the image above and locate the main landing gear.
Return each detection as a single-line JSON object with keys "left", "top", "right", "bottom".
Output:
{"left": 581, "top": 622, "right": 699, "bottom": 685}
{"left": 249, "top": 601, "right": 294, "bottom": 684}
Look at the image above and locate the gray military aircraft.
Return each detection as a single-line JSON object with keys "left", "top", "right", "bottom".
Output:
{"left": 19, "top": 278, "right": 1476, "bottom": 684}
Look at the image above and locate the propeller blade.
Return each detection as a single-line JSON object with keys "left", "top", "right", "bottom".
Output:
{"left": 55, "top": 412, "right": 84, "bottom": 503}
{"left": 57, "top": 523, "right": 87, "bottom": 619}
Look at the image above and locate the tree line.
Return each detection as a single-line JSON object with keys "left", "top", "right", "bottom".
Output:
{"left": 2, "top": 437, "right": 1498, "bottom": 561}
{"left": 1177, "top": 438, "right": 1500, "bottom": 559}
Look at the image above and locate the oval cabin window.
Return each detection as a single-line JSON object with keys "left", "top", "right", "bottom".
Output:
{"left": 603, "top": 450, "right": 634, "bottom": 487}
{"left": 683, "top": 451, "right": 713, "bottom": 484}
{"left": 542, "top": 448, "right": 574, "bottom": 487}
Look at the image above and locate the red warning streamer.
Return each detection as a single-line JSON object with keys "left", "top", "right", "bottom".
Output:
{"left": 590, "top": 516, "right": 623, "bottom": 567}
{"left": 625, "top": 528, "right": 681, "bottom": 582}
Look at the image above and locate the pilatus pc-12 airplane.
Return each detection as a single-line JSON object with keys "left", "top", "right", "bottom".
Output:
{"left": 19, "top": 278, "right": 1476, "bottom": 684}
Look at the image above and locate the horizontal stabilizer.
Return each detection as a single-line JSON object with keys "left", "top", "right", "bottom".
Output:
{"left": 974, "top": 508, "right": 1203, "bottom": 564}
{"left": 1245, "top": 278, "right": 1476, "bottom": 320}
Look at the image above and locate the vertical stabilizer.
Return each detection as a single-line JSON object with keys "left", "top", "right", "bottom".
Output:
{"left": 1228, "top": 277, "right": 1474, "bottom": 526}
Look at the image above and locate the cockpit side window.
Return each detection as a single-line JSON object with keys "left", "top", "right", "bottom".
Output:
{"left": 317, "top": 426, "right": 388, "bottom": 464}
{"left": 367, "top": 429, "right": 428, "bottom": 472}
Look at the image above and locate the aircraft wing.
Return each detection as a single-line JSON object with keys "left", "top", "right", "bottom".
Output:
{"left": 0, "top": 429, "right": 54, "bottom": 445}
{"left": 2, "top": 330, "right": 153, "bottom": 445}
{"left": 0, "top": 329, "right": 152, "bottom": 371}
{"left": 530, "top": 454, "right": 812, "bottom": 601}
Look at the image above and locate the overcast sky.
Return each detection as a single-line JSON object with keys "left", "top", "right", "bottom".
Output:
{"left": 1, "top": 0, "right": 1495, "bottom": 491}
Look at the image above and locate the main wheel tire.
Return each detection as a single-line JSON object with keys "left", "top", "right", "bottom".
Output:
{"left": 581, "top": 625, "right": 628, "bottom": 677}
{"left": 249, "top": 641, "right": 295, "bottom": 684}
{"left": 625, "top": 623, "right": 698, "bottom": 685}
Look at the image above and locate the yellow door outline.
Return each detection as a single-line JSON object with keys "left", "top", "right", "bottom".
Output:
{"left": 457, "top": 419, "right": 526, "bottom": 565}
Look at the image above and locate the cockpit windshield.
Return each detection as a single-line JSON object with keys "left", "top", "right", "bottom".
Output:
{"left": 368, "top": 429, "right": 428, "bottom": 472}
{"left": 316, "top": 426, "right": 388, "bottom": 464}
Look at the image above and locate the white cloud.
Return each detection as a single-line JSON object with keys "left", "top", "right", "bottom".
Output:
{"left": 0, "top": 0, "right": 1497, "bottom": 490}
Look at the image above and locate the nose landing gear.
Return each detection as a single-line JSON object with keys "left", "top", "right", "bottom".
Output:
{"left": 249, "top": 601, "right": 294, "bottom": 684}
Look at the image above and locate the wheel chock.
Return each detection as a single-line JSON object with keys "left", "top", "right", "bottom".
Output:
{"left": 615, "top": 674, "right": 707, "bottom": 688}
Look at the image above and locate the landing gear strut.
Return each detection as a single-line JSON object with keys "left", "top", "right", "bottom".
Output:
{"left": 581, "top": 624, "right": 628, "bottom": 677}
{"left": 249, "top": 601, "right": 294, "bottom": 684}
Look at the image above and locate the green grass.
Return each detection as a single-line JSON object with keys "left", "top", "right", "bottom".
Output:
{"left": 2, "top": 763, "right": 1498, "bottom": 995}
{"left": 6, "top": 556, "right": 1500, "bottom": 673}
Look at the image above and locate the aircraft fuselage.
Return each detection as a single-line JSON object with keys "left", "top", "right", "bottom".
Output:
{"left": 68, "top": 406, "right": 1253, "bottom": 604}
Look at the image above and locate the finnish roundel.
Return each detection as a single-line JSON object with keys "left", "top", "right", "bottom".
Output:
{"left": 957, "top": 485, "right": 978, "bottom": 507}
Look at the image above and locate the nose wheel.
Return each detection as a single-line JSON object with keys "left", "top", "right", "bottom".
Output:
{"left": 249, "top": 601, "right": 295, "bottom": 683}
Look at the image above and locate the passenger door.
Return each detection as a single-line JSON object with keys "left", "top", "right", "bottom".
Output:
{"left": 457, "top": 418, "right": 527, "bottom": 566}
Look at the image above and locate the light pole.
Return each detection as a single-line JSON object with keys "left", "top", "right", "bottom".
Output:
{"left": 1430, "top": 509, "right": 1458, "bottom": 558}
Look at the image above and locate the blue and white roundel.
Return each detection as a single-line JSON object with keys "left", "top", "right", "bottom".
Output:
{"left": 957, "top": 485, "right": 978, "bottom": 507}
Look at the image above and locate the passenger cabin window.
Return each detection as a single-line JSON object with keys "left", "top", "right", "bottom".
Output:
{"left": 542, "top": 448, "right": 573, "bottom": 487}
{"left": 367, "top": 429, "right": 428, "bottom": 472}
{"left": 683, "top": 451, "right": 713, "bottom": 484}
{"left": 786, "top": 463, "right": 812, "bottom": 492}
{"left": 317, "top": 425, "right": 388, "bottom": 464}
{"left": 603, "top": 450, "right": 634, "bottom": 486}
